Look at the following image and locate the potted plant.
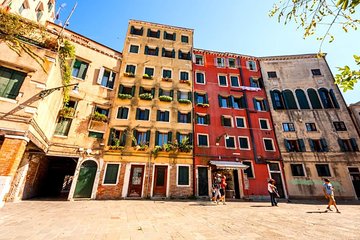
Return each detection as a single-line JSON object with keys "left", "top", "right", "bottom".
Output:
{"left": 91, "top": 111, "right": 108, "bottom": 122}
{"left": 151, "top": 145, "right": 163, "bottom": 157}
{"left": 109, "top": 138, "right": 124, "bottom": 151}
{"left": 178, "top": 99, "right": 191, "bottom": 104}
{"left": 134, "top": 142, "right": 149, "bottom": 151}
{"left": 124, "top": 72, "right": 135, "bottom": 77}
{"left": 118, "top": 93, "right": 133, "bottom": 99}
{"left": 179, "top": 79, "right": 191, "bottom": 85}
{"left": 139, "top": 93, "right": 153, "bottom": 100}
{"left": 178, "top": 137, "right": 193, "bottom": 153}
{"left": 162, "top": 77, "right": 172, "bottom": 82}
{"left": 59, "top": 106, "right": 75, "bottom": 118}
{"left": 197, "top": 103, "right": 209, "bottom": 108}
{"left": 159, "top": 95, "right": 173, "bottom": 102}
{"left": 143, "top": 74, "right": 153, "bottom": 80}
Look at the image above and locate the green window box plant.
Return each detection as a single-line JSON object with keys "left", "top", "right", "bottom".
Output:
{"left": 159, "top": 95, "right": 173, "bottom": 102}
{"left": 139, "top": 93, "right": 153, "bottom": 100}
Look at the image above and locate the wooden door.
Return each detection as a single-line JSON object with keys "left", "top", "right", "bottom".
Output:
{"left": 349, "top": 167, "right": 360, "bottom": 198}
{"left": 153, "top": 166, "right": 167, "bottom": 197}
{"left": 73, "top": 161, "right": 97, "bottom": 198}
{"left": 128, "top": 165, "right": 145, "bottom": 197}
{"left": 198, "top": 167, "right": 208, "bottom": 196}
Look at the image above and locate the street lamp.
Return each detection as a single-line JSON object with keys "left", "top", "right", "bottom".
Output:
{"left": 0, "top": 83, "right": 79, "bottom": 120}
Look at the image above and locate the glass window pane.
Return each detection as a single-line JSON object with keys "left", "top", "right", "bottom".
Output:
{"left": 104, "top": 164, "right": 120, "bottom": 184}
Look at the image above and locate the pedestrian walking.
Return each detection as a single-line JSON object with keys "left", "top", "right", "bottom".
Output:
{"left": 323, "top": 178, "right": 340, "bottom": 213}
{"left": 212, "top": 173, "right": 221, "bottom": 204}
{"left": 219, "top": 175, "right": 227, "bottom": 205}
{"left": 268, "top": 179, "right": 278, "bottom": 206}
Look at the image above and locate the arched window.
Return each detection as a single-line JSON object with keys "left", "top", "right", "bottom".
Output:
{"left": 329, "top": 89, "right": 340, "bottom": 109}
{"left": 307, "top": 88, "right": 322, "bottom": 109}
{"left": 270, "top": 90, "right": 285, "bottom": 110}
{"left": 295, "top": 89, "right": 310, "bottom": 109}
{"left": 318, "top": 88, "right": 334, "bottom": 108}
{"left": 283, "top": 90, "right": 298, "bottom": 109}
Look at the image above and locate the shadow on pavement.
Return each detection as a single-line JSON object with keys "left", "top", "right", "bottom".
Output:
{"left": 306, "top": 211, "right": 329, "bottom": 214}
{"left": 250, "top": 205, "right": 272, "bottom": 207}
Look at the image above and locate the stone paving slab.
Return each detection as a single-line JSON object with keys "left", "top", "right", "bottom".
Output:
{"left": 0, "top": 200, "right": 359, "bottom": 240}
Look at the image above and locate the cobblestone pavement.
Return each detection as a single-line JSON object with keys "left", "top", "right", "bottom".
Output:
{"left": 0, "top": 200, "right": 359, "bottom": 240}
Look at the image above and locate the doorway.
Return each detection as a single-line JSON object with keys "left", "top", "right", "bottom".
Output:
{"left": 128, "top": 165, "right": 145, "bottom": 197}
{"left": 268, "top": 162, "right": 286, "bottom": 198}
{"left": 348, "top": 167, "right": 360, "bottom": 198}
{"left": 233, "top": 170, "right": 241, "bottom": 199}
{"left": 153, "top": 165, "right": 167, "bottom": 197}
{"left": 73, "top": 160, "right": 97, "bottom": 198}
{"left": 198, "top": 167, "right": 208, "bottom": 196}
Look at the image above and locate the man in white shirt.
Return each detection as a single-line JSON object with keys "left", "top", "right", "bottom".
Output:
{"left": 323, "top": 178, "right": 340, "bottom": 213}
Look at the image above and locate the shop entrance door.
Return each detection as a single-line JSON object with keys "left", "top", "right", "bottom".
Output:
{"left": 198, "top": 167, "right": 208, "bottom": 196}
{"left": 73, "top": 161, "right": 97, "bottom": 198}
{"left": 348, "top": 167, "right": 360, "bottom": 198}
{"left": 268, "top": 162, "right": 286, "bottom": 198}
{"left": 128, "top": 165, "right": 145, "bottom": 197}
{"left": 153, "top": 166, "right": 167, "bottom": 197}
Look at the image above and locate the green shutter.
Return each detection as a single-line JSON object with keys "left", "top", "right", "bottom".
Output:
{"left": 177, "top": 91, "right": 181, "bottom": 100}
{"left": 187, "top": 112, "right": 191, "bottom": 123}
{"left": 206, "top": 114, "right": 210, "bottom": 125}
{"left": 120, "top": 131, "right": 126, "bottom": 146}
{"left": 178, "top": 50, "right": 182, "bottom": 59}
{"left": 221, "top": 116, "right": 224, "bottom": 126}
{"left": 338, "top": 139, "right": 345, "bottom": 152}
{"left": 107, "top": 128, "right": 115, "bottom": 146}
{"left": 151, "top": 88, "right": 155, "bottom": 97}
{"left": 188, "top": 133, "right": 193, "bottom": 145}
{"left": 173, "top": 32, "right": 176, "bottom": 41}
{"left": 162, "top": 48, "right": 165, "bottom": 57}
{"left": 144, "top": 46, "right": 149, "bottom": 55}
{"left": 204, "top": 93, "right": 209, "bottom": 104}
{"left": 119, "top": 84, "right": 124, "bottom": 94}
{"left": 157, "top": 30, "right": 160, "bottom": 38}
{"left": 170, "top": 90, "right": 174, "bottom": 98}
{"left": 350, "top": 138, "right": 359, "bottom": 151}
{"left": 132, "top": 130, "right": 138, "bottom": 146}
{"left": 155, "top": 131, "right": 159, "bottom": 146}
{"left": 155, "top": 47, "right": 159, "bottom": 56}
{"left": 146, "top": 130, "right": 151, "bottom": 144}
{"left": 270, "top": 91, "right": 277, "bottom": 109}
{"left": 156, "top": 110, "right": 160, "bottom": 121}
{"left": 135, "top": 108, "right": 140, "bottom": 120}
{"left": 228, "top": 96, "right": 233, "bottom": 108}
{"left": 218, "top": 95, "right": 222, "bottom": 107}
{"left": 171, "top": 49, "right": 175, "bottom": 58}
{"left": 298, "top": 139, "right": 306, "bottom": 152}
{"left": 139, "top": 87, "right": 144, "bottom": 95}
{"left": 320, "top": 138, "right": 328, "bottom": 152}
{"left": 194, "top": 92, "right": 198, "bottom": 104}
{"left": 168, "top": 132, "right": 173, "bottom": 143}
{"left": 253, "top": 98, "right": 257, "bottom": 111}
{"left": 159, "top": 88, "right": 163, "bottom": 97}
{"left": 188, "top": 92, "right": 192, "bottom": 101}
{"left": 165, "top": 111, "right": 170, "bottom": 121}
{"left": 309, "top": 139, "right": 315, "bottom": 152}
{"left": 176, "top": 132, "right": 180, "bottom": 142}
{"left": 145, "top": 109, "right": 150, "bottom": 120}
{"left": 284, "top": 139, "right": 290, "bottom": 152}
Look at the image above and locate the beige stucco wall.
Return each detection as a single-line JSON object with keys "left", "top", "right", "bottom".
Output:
{"left": 349, "top": 103, "right": 360, "bottom": 135}
{"left": 260, "top": 55, "right": 360, "bottom": 199}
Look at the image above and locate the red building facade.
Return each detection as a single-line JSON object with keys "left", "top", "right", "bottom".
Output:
{"left": 192, "top": 49, "right": 286, "bottom": 199}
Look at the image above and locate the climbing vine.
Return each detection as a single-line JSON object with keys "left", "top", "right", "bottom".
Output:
{"left": 58, "top": 39, "right": 75, "bottom": 104}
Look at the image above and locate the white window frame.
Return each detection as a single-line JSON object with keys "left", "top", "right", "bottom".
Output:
{"left": 197, "top": 133, "right": 209, "bottom": 147}
{"left": 179, "top": 70, "right": 190, "bottom": 81}
{"left": 246, "top": 60, "right": 257, "bottom": 71}
{"left": 222, "top": 115, "right": 233, "bottom": 127}
{"left": 263, "top": 138, "right": 275, "bottom": 152}
{"left": 259, "top": 118, "right": 270, "bottom": 130}
{"left": 125, "top": 63, "right": 137, "bottom": 75}
{"left": 228, "top": 58, "right": 237, "bottom": 68}
{"left": 315, "top": 163, "right": 333, "bottom": 177}
{"left": 102, "top": 162, "right": 121, "bottom": 185}
{"left": 229, "top": 75, "right": 240, "bottom": 88}
{"left": 216, "top": 57, "right": 225, "bottom": 68}
{"left": 97, "top": 67, "right": 116, "bottom": 90}
{"left": 225, "top": 135, "right": 236, "bottom": 149}
{"left": 218, "top": 74, "right": 228, "bottom": 87}
{"left": 196, "top": 113, "right": 208, "bottom": 126}
{"left": 116, "top": 106, "right": 130, "bottom": 120}
{"left": 176, "top": 164, "right": 191, "bottom": 187}
{"left": 290, "top": 163, "right": 307, "bottom": 177}
{"left": 195, "top": 54, "right": 204, "bottom": 66}
{"left": 129, "top": 44, "right": 140, "bottom": 54}
{"left": 71, "top": 58, "right": 90, "bottom": 81}
{"left": 195, "top": 71, "right": 206, "bottom": 85}
{"left": 162, "top": 68, "right": 172, "bottom": 79}
{"left": 238, "top": 136, "right": 251, "bottom": 150}
{"left": 137, "top": 107, "right": 151, "bottom": 121}
{"left": 242, "top": 160, "right": 255, "bottom": 179}
{"left": 143, "top": 65, "right": 155, "bottom": 77}
{"left": 235, "top": 116, "right": 247, "bottom": 128}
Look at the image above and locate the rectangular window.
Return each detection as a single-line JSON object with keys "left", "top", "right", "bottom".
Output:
{"left": 134, "top": 130, "right": 149, "bottom": 145}
{"left": 291, "top": 164, "right": 305, "bottom": 177}
{"left": 177, "top": 166, "right": 189, "bottom": 186}
{"left": 250, "top": 78, "right": 261, "bottom": 88}
{"left": 180, "top": 71, "right": 189, "bottom": 81}
{"left": 309, "top": 139, "right": 328, "bottom": 152}
{"left": 0, "top": 66, "right": 26, "bottom": 99}
{"left": 221, "top": 116, "right": 232, "bottom": 127}
{"left": 144, "top": 67, "right": 154, "bottom": 77}
{"left": 94, "top": 106, "right": 109, "bottom": 117}
{"left": 247, "top": 61, "right": 257, "bottom": 71}
{"left": 181, "top": 35, "right": 189, "bottom": 43}
{"left": 333, "top": 121, "right": 347, "bottom": 131}
{"left": 316, "top": 164, "right": 331, "bottom": 177}
{"left": 88, "top": 131, "right": 104, "bottom": 139}
{"left": 264, "top": 138, "right": 275, "bottom": 151}
{"left": 225, "top": 136, "right": 236, "bottom": 149}
{"left": 218, "top": 75, "right": 227, "bottom": 86}
{"left": 236, "top": 117, "right": 246, "bottom": 128}
{"left": 179, "top": 50, "right": 191, "bottom": 60}
{"left": 259, "top": 119, "right": 269, "bottom": 130}
{"left": 305, "top": 123, "right": 317, "bottom": 131}
{"left": 147, "top": 29, "right": 160, "bottom": 38}
{"left": 285, "top": 139, "right": 303, "bottom": 152}
{"left": 72, "top": 59, "right": 89, "bottom": 79}
{"left": 103, "top": 164, "right": 120, "bottom": 184}
{"left": 54, "top": 117, "right": 72, "bottom": 136}
{"left": 164, "top": 31, "right": 176, "bottom": 41}
{"left": 130, "top": 26, "right": 143, "bottom": 35}
{"left": 157, "top": 110, "right": 170, "bottom": 122}
{"left": 254, "top": 99, "right": 267, "bottom": 111}
{"left": 195, "top": 55, "right": 204, "bottom": 65}
{"left": 283, "top": 123, "right": 295, "bottom": 132}
{"left": 219, "top": 96, "right": 231, "bottom": 108}
{"left": 99, "top": 69, "right": 115, "bottom": 89}
{"left": 216, "top": 58, "right": 225, "bottom": 67}
{"left": 311, "top": 69, "right": 322, "bottom": 76}
{"left": 157, "top": 132, "right": 169, "bottom": 146}
{"left": 233, "top": 97, "right": 245, "bottom": 109}
{"left": 267, "top": 71, "right": 277, "bottom": 78}
{"left": 129, "top": 45, "right": 139, "bottom": 53}
{"left": 197, "top": 114, "right": 210, "bottom": 125}
{"left": 196, "top": 93, "right": 207, "bottom": 104}
{"left": 196, "top": 72, "right": 205, "bottom": 84}
{"left": 339, "top": 139, "right": 359, "bottom": 152}
{"left": 136, "top": 108, "right": 150, "bottom": 121}
{"left": 239, "top": 137, "right": 250, "bottom": 149}
{"left": 118, "top": 85, "right": 134, "bottom": 96}
{"left": 144, "top": 46, "right": 158, "bottom": 56}
{"left": 108, "top": 129, "right": 126, "bottom": 147}
{"left": 243, "top": 161, "right": 254, "bottom": 178}
{"left": 228, "top": 58, "right": 236, "bottom": 68}
{"left": 117, "top": 107, "right": 129, "bottom": 119}
{"left": 230, "top": 76, "right": 240, "bottom": 87}
{"left": 125, "top": 65, "right": 136, "bottom": 74}
{"left": 178, "top": 112, "right": 191, "bottom": 123}
{"left": 198, "top": 134, "right": 209, "bottom": 147}
{"left": 162, "top": 48, "right": 175, "bottom": 58}
{"left": 162, "top": 69, "right": 172, "bottom": 79}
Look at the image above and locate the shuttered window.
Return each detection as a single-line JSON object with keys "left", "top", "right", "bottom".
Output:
{"left": 103, "top": 164, "right": 120, "bottom": 184}
{"left": 0, "top": 66, "right": 26, "bottom": 99}
{"left": 178, "top": 166, "right": 189, "bottom": 185}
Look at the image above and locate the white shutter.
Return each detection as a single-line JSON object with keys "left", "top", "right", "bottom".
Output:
{"left": 245, "top": 61, "right": 250, "bottom": 70}
{"left": 97, "top": 67, "right": 105, "bottom": 84}
{"left": 214, "top": 57, "right": 218, "bottom": 67}
{"left": 109, "top": 71, "right": 114, "bottom": 82}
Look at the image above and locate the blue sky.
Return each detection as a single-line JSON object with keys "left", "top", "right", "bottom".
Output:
{"left": 57, "top": 0, "right": 360, "bottom": 104}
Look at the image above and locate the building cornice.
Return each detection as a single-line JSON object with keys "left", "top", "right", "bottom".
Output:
{"left": 259, "top": 53, "right": 326, "bottom": 61}
{"left": 130, "top": 19, "right": 194, "bottom": 32}
{"left": 193, "top": 48, "right": 258, "bottom": 60}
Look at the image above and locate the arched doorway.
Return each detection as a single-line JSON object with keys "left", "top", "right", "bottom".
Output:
{"left": 73, "top": 160, "right": 97, "bottom": 198}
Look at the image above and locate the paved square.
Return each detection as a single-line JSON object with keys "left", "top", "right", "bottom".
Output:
{"left": 0, "top": 200, "right": 359, "bottom": 240}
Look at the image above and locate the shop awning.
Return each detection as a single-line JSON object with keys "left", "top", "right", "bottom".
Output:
{"left": 209, "top": 161, "right": 249, "bottom": 169}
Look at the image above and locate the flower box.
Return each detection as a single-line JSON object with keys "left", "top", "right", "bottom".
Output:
{"left": 118, "top": 93, "right": 133, "bottom": 99}
{"left": 178, "top": 99, "right": 191, "bottom": 104}
{"left": 58, "top": 107, "right": 75, "bottom": 118}
{"left": 179, "top": 79, "right": 191, "bottom": 85}
{"left": 108, "top": 146, "right": 124, "bottom": 151}
{"left": 162, "top": 77, "right": 172, "bottom": 82}
{"left": 197, "top": 103, "right": 209, "bottom": 108}
{"left": 139, "top": 93, "right": 153, "bottom": 100}
{"left": 124, "top": 72, "right": 135, "bottom": 78}
{"left": 91, "top": 112, "right": 108, "bottom": 122}
{"left": 143, "top": 74, "right": 153, "bottom": 80}
{"left": 159, "top": 95, "right": 173, "bottom": 102}
{"left": 88, "top": 119, "right": 107, "bottom": 132}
